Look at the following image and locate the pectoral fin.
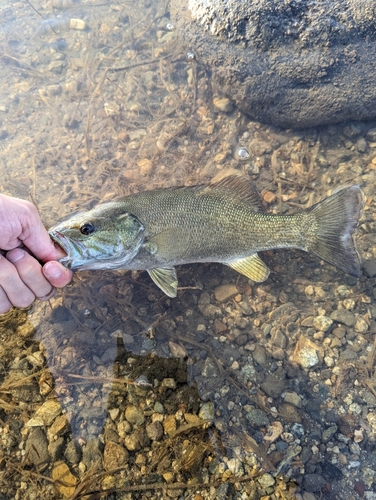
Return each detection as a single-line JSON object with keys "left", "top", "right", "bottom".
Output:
{"left": 226, "top": 254, "right": 270, "bottom": 282}
{"left": 147, "top": 267, "right": 178, "bottom": 297}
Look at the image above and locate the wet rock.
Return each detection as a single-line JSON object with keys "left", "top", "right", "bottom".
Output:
{"left": 322, "top": 425, "right": 338, "bottom": 443}
{"left": 26, "top": 351, "right": 45, "bottom": 368}
{"left": 356, "top": 137, "right": 367, "bottom": 153}
{"left": 264, "top": 421, "right": 283, "bottom": 443}
{"left": 198, "top": 292, "right": 210, "bottom": 313}
{"left": 48, "top": 436, "right": 65, "bottom": 461}
{"left": 354, "top": 481, "right": 366, "bottom": 498}
{"left": 199, "top": 401, "right": 214, "bottom": 422}
{"left": 293, "top": 336, "right": 320, "bottom": 369}
{"left": 117, "top": 420, "right": 132, "bottom": 437}
{"left": 27, "top": 400, "right": 61, "bottom": 427}
{"left": 48, "top": 60, "right": 66, "bottom": 75}
{"left": 271, "top": 327, "right": 287, "bottom": 349}
{"left": 355, "top": 317, "right": 368, "bottom": 333}
{"left": 301, "top": 447, "right": 313, "bottom": 465}
{"left": 153, "top": 402, "right": 165, "bottom": 414}
{"left": 367, "top": 413, "right": 376, "bottom": 434}
{"left": 171, "top": 0, "right": 376, "bottom": 128}
{"left": 213, "top": 97, "right": 233, "bottom": 113}
{"left": 163, "top": 415, "right": 177, "bottom": 436}
{"left": 313, "top": 316, "right": 333, "bottom": 332}
{"left": 330, "top": 309, "right": 356, "bottom": 326}
{"left": 108, "top": 408, "right": 120, "bottom": 421}
{"left": 239, "top": 362, "right": 257, "bottom": 385}
{"left": 363, "top": 260, "right": 376, "bottom": 278}
{"left": 215, "top": 483, "right": 230, "bottom": 500}
{"left": 252, "top": 345, "right": 267, "bottom": 367}
{"left": 202, "top": 357, "right": 220, "bottom": 378}
{"left": 303, "top": 494, "right": 318, "bottom": 500}
{"left": 64, "top": 439, "right": 82, "bottom": 465}
{"left": 284, "top": 391, "right": 302, "bottom": 409}
{"left": 25, "top": 428, "right": 50, "bottom": 471}
{"left": 269, "top": 302, "right": 296, "bottom": 322}
{"left": 17, "top": 322, "right": 35, "bottom": 338}
{"left": 367, "top": 127, "right": 376, "bottom": 141}
{"left": 261, "top": 374, "right": 287, "bottom": 398}
{"left": 82, "top": 438, "right": 103, "bottom": 470}
{"left": 169, "top": 341, "right": 187, "bottom": 358}
{"left": 258, "top": 473, "right": 275, "bottom": 488}
{"left": 201, "top": 304, "right": 222, "bottom": 319}
{"left": 213, "top": 284, "right": 239, "bottom": 302}
{"left": 104, "top": 428, "right": 120, "bottom": 444}
{"left": 340, "top": 348, "right": 358, "bottom": 361}
{"left": 146, "top": 420, "right": 163, "bottom": 441}
{"left": 214, "top": 319, "right": 227, "bottom": 334}
{"left": 101, "top": 347, "right": 117, "bottom": 363}
{"left": 103, "top": 441, "right": 129, "bottom": 470}
{"left": 160, "top": 378, "right": 177, "bottom": 390}
{"left": 246, "top": 408, "right": 270, "bottom": 427}
{"left": 321, "top": 462, "right": 343, "bottom": 481}
{"left": 125, "top": 405, "right": 145, "bottom": 426}
{"left": 278, "top": 403, "right": 301, "bottom": 423}
{"left": 304, "top": 473, "right": 327, "bottom": 493}
{"left": 50, "top": 305, "right": 71, "bottom": 323}
{"left": 338, "top": 414, "right": 358, "bottom": 436}
{"left": 124, "top": 432, "right": 141, "bottom": 451}
{"left": 51, "top": 463, "right": 77, "bottom": 498}
{"left": 10, "top": 378, "right": 39, "bottom": 402}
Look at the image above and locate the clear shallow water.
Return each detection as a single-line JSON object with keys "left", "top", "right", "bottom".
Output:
{"left": 0, "top": 1, "right": 376, "bottom": 499}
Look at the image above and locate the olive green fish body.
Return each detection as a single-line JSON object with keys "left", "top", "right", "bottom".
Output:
{"left": 49, "top": 175, "right": 364, "bottom": 297}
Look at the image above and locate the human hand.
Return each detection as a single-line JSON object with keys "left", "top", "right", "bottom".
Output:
{"left": 0, "top": 195, "right": 73, "bottom": 313}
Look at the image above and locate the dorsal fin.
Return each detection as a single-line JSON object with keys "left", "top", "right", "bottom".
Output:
{"left": 208, "top": 174, "right": 264, "bottom": 212}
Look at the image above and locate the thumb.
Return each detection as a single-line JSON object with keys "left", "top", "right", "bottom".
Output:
{"left": 43, "top": 261, "right": 74, "bottom": 287}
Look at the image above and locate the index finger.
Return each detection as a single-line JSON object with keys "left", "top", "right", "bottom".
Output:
{"left": 16, "top": 200, "right": 65, "bottom": 262}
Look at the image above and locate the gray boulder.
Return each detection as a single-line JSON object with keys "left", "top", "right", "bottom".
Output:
{"left": 171, "top": 0, "right": 376, "bottom": 128}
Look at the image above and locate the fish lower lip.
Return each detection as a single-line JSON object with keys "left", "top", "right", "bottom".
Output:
{"left": 49, "top": 231, "right": 69, "bottom": 254}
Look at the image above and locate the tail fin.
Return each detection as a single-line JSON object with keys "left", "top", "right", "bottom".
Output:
{"left": 306, "top": 185, "right": 365, "bottom": 277}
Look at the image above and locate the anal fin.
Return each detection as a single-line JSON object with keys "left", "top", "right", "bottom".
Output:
{"left": 226, "top": 254, "right": 270, "bottom": 282}
{"left": 147, "top": 267, "right": 178, "bottom": 297}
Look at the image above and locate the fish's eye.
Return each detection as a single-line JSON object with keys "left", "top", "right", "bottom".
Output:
{"left": 80, "top": 222, "right": 95, "bottom": 235}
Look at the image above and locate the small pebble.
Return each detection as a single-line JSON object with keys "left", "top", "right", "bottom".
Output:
{"left": 258, "top": 473, "right": 275, "bottom": 488}
{"left": 125, "top": 406, "right": 145, "bottom": 426}
{"left": 198, "top": 401, "right": 214, "bottom": 422}
{"left": 313, "top": 315, "right": 333, "bottom": 332}
{"left": 263, "top": 191, "right": 276, "bottom": 203}
{"left": 214, "top": 284, "right": 239, "bottom": 302}
{"left": 293, "top": 336, "right": 320, "bottom": 368}
{"left": 213, "top": 97, "right": 233, "bottom": 113}
{"left": 51, "top": 463, "right": 77, "bottom": 498}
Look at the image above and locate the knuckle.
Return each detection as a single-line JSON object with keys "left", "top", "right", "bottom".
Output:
{"left": 13, "top": 294, "right": 35, "bottom": 309}
{"left": 0, "top": 304, "right": 12, "bottom": 314}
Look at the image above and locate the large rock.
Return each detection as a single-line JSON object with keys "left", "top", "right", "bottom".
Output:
{"left": 171, "top": 0, "right": 376, "bottom": 128}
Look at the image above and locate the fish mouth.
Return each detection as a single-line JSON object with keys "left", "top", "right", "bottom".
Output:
{"left": 49, "top": 230, "right": 69, "bottom": 253}
{"left": 49, "top": 230, "right": 87, "bottom": 270}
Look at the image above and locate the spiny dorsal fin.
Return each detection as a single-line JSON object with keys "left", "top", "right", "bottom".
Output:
{"left": 226, "top": 254, "right": 270, "bottom": 282}
{"left": 208, "top": 174, "right": 264, "bottom": 212}
{"left": 147, "top": 267, "right": 178, "bottom": 297}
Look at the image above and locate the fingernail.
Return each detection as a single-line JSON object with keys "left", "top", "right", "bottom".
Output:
{"left": 44, "top": 262, "right": 62, "bottom": 279}
{"left": 7, "top": 249, "right": 25, "bottom": 263}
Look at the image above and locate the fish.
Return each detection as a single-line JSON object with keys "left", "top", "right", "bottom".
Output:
{"left": 49, "top": 175, "right": 365, "bottom": 298}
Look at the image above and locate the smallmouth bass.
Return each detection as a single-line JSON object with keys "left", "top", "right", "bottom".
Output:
{"left": 49, "top": 175, "right": 365, "bottom": 297}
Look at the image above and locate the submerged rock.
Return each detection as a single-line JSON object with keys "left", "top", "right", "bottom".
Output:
{"left": 25, "top": 428, "right": 50, "bottom": 471}
{"left": 171, "top": 0, "right": 376, "bottom": 128}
